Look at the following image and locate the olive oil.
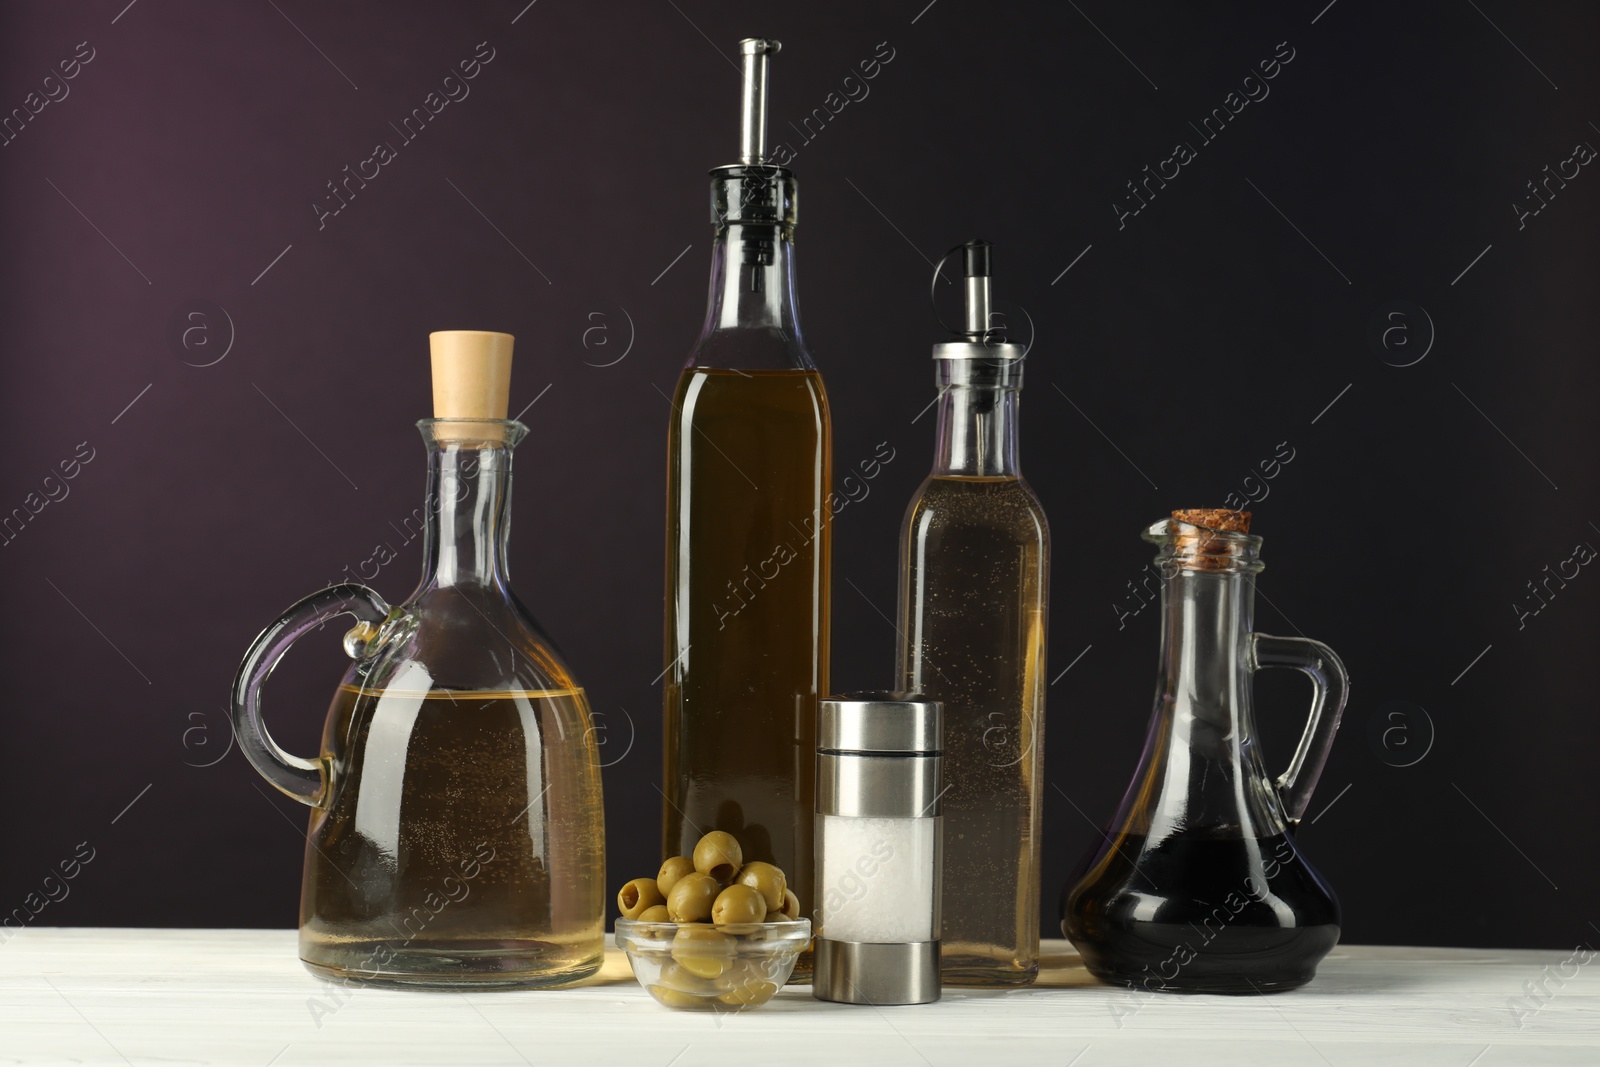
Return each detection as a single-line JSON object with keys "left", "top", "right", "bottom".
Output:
{"left": 232, "top": 335, "right": 608, "bottom": 989}
{"left": 301, "top": 685, "right": 605, "bottom": 987}
{"left": 894, "top": 240, "right": 1049, "bottom": 986}
{"left": 898, "top": 474, "right": 1048, "bottom": 985}
{"left": 661, "top": 42, "right": 830, "bottom": 963}
{"left": 663, "top": 367, "right": 831, "bottom": 923}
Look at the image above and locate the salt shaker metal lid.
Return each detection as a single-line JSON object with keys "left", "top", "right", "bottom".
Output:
{"left": 819, "top": 692, "right": 942, "bottom": 754}
{"left": 814, "top": 691, "right": 943, "bottom": 1006}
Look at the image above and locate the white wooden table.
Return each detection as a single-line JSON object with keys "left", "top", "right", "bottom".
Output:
{"left": 1, "top": 930, "right": 1595, "bottom": 1065}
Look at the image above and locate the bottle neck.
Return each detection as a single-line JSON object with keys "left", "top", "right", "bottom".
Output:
{"left": 1140, "top": 564, "right": 1282, "bottom": 838}
{"left": 418, "top": 440, "right": 514, "bottom": 592}
{"left": 1157, "top": 568, "right": 1255, "bottom": 727}
{"left": 931, "top": 359, "right": 1022, "bottom": 477}
{"left": 694, "top": 222, "right": 810, "bottom": 367}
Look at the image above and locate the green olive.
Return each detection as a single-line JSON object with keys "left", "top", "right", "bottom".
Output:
{"left": 617, "top": 877, "right": 665, "bottom": 919}
{"left": 711, "top": 883, "right": 766, "bottom": 925}
{"left": 672, "top": 923, "right": 733, "bottom": 952}
{"left": 648, "top": 985, "right": 715, "bottom": 1010}
{"left": 735, "top": 861, "right": 787, "bottom": 912}
{"left": 659, "top": 960, "right": 726, "bottom": 995}
{"left": 666, "top": 872, "right": 720, "bottom": 922}
{"left": 776, "top": 888, "right": 801, "bottom": 921}
{"left": 656, "top": 855, "right": 696, "bottom": 897}
{"left": 636, "top": 904, "right": 670, "bottom": 923}
{"left": 674, "top": 955, "right": 727, "bottom": 980}
{"left": 692, "top": 831, "right": 743, "bottom": 882}
{"left": 671, "top": 924, "right": 733, "bottom": 979}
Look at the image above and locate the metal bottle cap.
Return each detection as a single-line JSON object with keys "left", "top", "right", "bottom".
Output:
{"left": 738, "top": 38, "right": 781, "bottom": 165}
{"left": 931, "top": 239, "right": 1025, "bottom": 361}
{"left": 819, "top": 692, "right": 941, "bottom": 754}
{"left": 710, "top": 38, "right": 796, "bottom": 231}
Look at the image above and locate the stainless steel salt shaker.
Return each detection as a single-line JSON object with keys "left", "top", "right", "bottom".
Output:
{"left": 812, "top": 692, "right": 943, "bottom": 1005}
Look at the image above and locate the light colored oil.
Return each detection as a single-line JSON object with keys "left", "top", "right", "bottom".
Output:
{"left": 663, "top": 367, "right": 831, "bottom": 929}
{"left": 897, "top": 475, "right": 1048, "bottom": 986}
{"left": 300, "top": 685, "right": 605, "bottom": 988}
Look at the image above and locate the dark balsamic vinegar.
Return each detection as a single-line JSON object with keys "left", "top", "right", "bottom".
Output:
{"left": 1063, "top": 831, "right": 1340, "bottom": 994}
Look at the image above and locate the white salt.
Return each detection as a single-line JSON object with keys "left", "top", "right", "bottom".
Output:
{"left": 816, "top": 814, "right": 937, "bottom": 943}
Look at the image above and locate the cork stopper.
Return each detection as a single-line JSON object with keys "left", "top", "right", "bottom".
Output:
{"left": 1171, "top": 508, "right": 1252, "bottom": 534}
{"left": 429, "top": 330, "right": 513, "bottom": 440}
{"left": 1168, "top": 508, "right": 1255, "bottom": 572}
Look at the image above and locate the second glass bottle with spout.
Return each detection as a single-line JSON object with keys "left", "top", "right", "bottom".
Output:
{"left": 662, "top": 39, "right": 830, "bottom": 928}
{"left": 897, "top": 242, "right": 1050, "bottom": 986}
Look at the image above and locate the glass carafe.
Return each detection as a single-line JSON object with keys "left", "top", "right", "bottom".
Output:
{"left": 1062, "top": 514, "right": 1348, "bottom": 993}
{"left": 231, "top": 417, "right": 605, "bottom": 988}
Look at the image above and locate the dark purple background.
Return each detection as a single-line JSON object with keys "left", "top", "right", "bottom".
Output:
{"left": 2, "top": 0, "right": 1595, "bottom": 949}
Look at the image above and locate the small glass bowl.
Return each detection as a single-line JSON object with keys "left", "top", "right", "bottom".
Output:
{"left": 614, "top": 919, "right": 811, "bottom": 1011}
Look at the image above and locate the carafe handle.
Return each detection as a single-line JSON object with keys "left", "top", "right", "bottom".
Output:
{"left": 1249, "top": 634, "right": 1350, "bottom": 825}
{"left": 230, "top": 583, "right": 392, "bottom": 807}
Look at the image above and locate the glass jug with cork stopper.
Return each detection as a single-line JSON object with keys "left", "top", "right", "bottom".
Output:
{"left": 1063, "top": 509, "right": 1348, "bottom": 993}
{"left": 230, "top": 331, "right": 605, "bottom": 988}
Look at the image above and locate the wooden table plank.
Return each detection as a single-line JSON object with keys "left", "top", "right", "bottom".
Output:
{"left": 0, "top": 929, "right": 1595, "bottom": 1065}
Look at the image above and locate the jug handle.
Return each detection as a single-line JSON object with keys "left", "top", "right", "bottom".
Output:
{"left": 1249, "top": 633, "right": 1350, "bottom": 825}
{"left": 230, "top": 583, "right": 391, "bottom": 808}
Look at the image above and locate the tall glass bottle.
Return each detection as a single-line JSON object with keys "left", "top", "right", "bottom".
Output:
{"left": 663, "top": 39, "right": 830, "bottom": 929}
{"left": 896, "top": 242, "right": 1049, "bottom": 986}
